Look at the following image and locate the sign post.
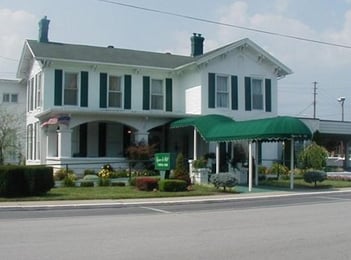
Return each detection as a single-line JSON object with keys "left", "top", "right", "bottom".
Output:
{"left": 154, "top": 153, "right": 175, "bottom": 179}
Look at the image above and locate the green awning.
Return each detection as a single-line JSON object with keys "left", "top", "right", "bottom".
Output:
{"left": 206, "top": 116, "right": 312, "bottom": 142}
{"left": 171, "top": 115, "right": 312, "bottom": 142}
{"left": 170, "top": 114, "right": 235, "bottom": 141}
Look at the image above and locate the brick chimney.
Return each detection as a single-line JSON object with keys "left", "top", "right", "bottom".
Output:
{"left": 38, "top": 16, "right": 50, "bottom": 43}
{"left": 190, "top": 33, "right": 204, "bottom": 57}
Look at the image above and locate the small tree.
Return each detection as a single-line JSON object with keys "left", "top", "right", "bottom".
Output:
{"left": 303, "top": 169, "right": 327, "bottom": 188}
{"left": 0, "top": 108, "right": 23, "bottom": 165}
{"left": 173, "top": 153, "right": 190, "bottom": 185}
{"left": 298, "top": 142, "right": 328, "bottom": 170}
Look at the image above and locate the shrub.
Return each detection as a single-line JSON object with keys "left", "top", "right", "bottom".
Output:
{"left": 135, "top": 177, "right": 158, "bottom": 191}
{"left": 111, "top": 168, "right": 129, "bottom": 178}
{"left": 173, "top": 153, "right": 191, "bottom": 185}
{"left": 298, "top": 143, "right": 328, "bottom": 170}
{"left": 83, "top": 169, "right": 96, "bottom": 176}
{"left": 192, "top": 157, "right": 207, "bottom": 169}
{"left": 63, "top": 173, "right": 76, "bottom": 187}
{"left": 0, "top": 166, "right": 54, "bottom": 197}
{"left": 83, "top": 174, "right": 99, "bottom": 181}
{"left": 99, "top": 178, "right": 111, "bottom": 186}
{"left": 80, "top": 181, "right": 94, "bottom": 187}
{"left": 303, "top": 169, "right": 327, "bottom": 187}
{"left": 111, "top": 182, "right": 126, "bottom": 187}
{"left": 159, "top": 179, "right": 187, "bottom": 192}
{"left": 269, "top": 163, "right": 289, "bottom": 179}
{"left": 211, "top": 172, "right": 237, "bottom": 191}
{"left": 54, "top": 168, "right": 74, "bottom": 181}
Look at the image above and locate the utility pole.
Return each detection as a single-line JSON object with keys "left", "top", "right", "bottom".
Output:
{"left": 313, "top": 81, "right": 317, "bottom": 119}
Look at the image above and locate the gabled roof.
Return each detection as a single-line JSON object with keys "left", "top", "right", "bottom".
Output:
{"left": 17, "top": 38, "right": 292, "bottom": 78}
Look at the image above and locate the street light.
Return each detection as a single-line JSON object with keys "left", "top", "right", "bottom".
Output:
{"left": 337, "top": 97, "right": 346, "bottom": 122}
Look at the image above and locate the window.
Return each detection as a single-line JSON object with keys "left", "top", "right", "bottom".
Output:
{"left": 3, "top": 93, "right": 9, "bottom": 103}
{"left": 252, "top": 78, "right": 263, "bottom": 110}
{"left": 216, "top": 75, "right": 229, "bottom": 108}
{"left": 108, "top": 75, "right": 122, "bottom": 108}
{"left": 3, "top": 93, "right": 18, "bottom": 103}
{"left": 151, "top": 79, "right": 164, "bottom": 110}
{"left": 64, "top": 72, "right": 78, "bottom": 105}
{"left": 11, "top": 94, "right": 18, "bottom": 103}
{"left": 36, "top": 73, "right": 42, "bottom": 107}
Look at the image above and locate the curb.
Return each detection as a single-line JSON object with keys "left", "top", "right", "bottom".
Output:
{"left": 1, "top": 188, "right": 351, "bottom": 211}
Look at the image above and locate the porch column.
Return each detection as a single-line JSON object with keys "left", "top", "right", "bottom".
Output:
{"left": 248, "top": 141, "right": 253, "bottom": 192}
{"left": 216, "top": 142, "right": 220, "bottom": 173}
{"left": 46, "top": 127, "right": 57, "bottom": 157}
{"left": 255, "top": 141, "right": 259, "bottom": 186}
{"left": 57, "top": 125, "right": 72, "bottom": 158}
{"left": 290, "top": 138, "right": 295, "bottom": 190}
{"left": 134, "top": 131, "right": 149, "bottom": 145}
{"left": 346, "top": 141, "right": 350, "bottom": 169}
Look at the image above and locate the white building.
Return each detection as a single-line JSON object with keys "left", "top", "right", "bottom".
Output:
{"left": 16, "top": 17, "right": 292, "bottom": 173}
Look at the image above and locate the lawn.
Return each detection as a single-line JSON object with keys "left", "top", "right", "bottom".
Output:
{"left": 0, "top": 184, "right": 223, "bottom": 202}
{"left": 1, "top": 178, "right": 351, "bottom": 202}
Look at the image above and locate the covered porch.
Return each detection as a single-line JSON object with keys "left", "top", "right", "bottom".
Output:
{"left": 171, "top": 115, "right": 312, "bottom": 191}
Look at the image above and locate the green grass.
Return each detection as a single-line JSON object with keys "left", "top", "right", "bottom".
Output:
{"left": 260, "top": 177, "right": 351, "bottom": 189}
{"left": 1, "top": 177, "right": 351, "bottom": 202}
{"left": 0, "top": 184, "right": 224, "bottom": 202}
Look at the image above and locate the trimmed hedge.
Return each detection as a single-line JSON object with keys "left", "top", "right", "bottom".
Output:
{"left": 135, "top": 177, "right": 158, "bottom": 191}
{"left": 159, "top": 179, "right": 187, "bottom": 192}
{"left": 303, "top": 169, "right": 327, "bottom": 187}
{"left": 0, "top": 165, "right": 54, "bottom": 197}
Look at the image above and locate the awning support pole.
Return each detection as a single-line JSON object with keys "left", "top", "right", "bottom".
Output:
{"left": 248, "top": 141, "right": 253, "bottom": 192}
{"left": 290, "top": 138, "right": 294, "bottom": 190}
{"left": 216, "top": 143, "right": 220, "bottom": 173}
{"left": 255, "top": 141, "right": 259, "bottom": 186}
{"left": 193, "top": 128, "right": 197, "bottom": 160}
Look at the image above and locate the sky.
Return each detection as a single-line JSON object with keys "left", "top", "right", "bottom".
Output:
{"left": 1, "top": 0, "right": 351, "bottom": 121}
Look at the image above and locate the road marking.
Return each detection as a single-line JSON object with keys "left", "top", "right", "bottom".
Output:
{"left": 315, "top": 196, "right": 351, "bottom": 201}
{"left": 140, "top": 206, "right": 172, "bottom": 214}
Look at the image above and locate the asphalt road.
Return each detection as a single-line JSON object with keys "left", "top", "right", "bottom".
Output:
{"left": 1, "top": 191, "right": 351, "bottom": 259}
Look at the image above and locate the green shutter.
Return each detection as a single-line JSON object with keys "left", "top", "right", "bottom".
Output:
{"left": 265, "top": 78, "right": 272, "bottom": 112}
{"left": 54, "top": 69, "right": 63, "bottom": 106}
{"left": 208, "top": 73, "right": 215, "bottom": 108}
{"left": 166, "top": 78, "right": 173, "bottom": 112}
{"left": 143, "top": 76, "right": 150, "bottom": 110}
{"left": 245, "top": 77, "right": 251, "bottom": 111}
{"left": 80, "top": 71, "right": 88, "bottom": 107}
{"left": 231, "top": 75, "right": 238, "bottom": 110}
{"left": 124, "top": 75, "right": 132, "bottom": 109}
{"left": 99, "top": 73, "right": 107, "bottom": 108}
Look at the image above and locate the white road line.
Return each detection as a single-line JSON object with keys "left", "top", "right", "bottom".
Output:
{"left": 315, "top": 196, "right": 351, "bottom": 201}
{"left": 140, "top": 206, "right": 172, "bottom": 214}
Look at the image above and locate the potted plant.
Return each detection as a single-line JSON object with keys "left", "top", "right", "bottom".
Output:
{"left": 192, "top": 156, "right": 209, "bottom": 185}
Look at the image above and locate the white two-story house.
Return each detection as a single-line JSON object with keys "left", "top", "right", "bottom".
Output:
{"left": 17, "top": 17, "right": 291, "bottom": 173}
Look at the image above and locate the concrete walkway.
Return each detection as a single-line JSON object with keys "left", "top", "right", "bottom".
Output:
{"left": 1, "top": 186, "right": 351, "bottom": 211}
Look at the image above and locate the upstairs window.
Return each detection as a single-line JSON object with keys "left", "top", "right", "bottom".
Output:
{"left": 252, "top": 78, "right": 263, "bottom": 110}
{"left": 151, "top": 79, "right": 164, "bottom": 110}
{"left": 108, "top": 75, "right": 122, "bottom": 108}
{"left": 64, "top": 72, "right": 78, "bottom": 105}
{"left": 216, "top": 75, "right": 229, "bottom": 108}
{"left": 2, "top": 93, "right": 9, "bottom": 103}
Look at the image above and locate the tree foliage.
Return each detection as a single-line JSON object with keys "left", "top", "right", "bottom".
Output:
{"left": 0, "top": 108, "right": 23, "bottom": 165}
{"left": 173, "top": 153, "right": 190, "bottom": 185}
{"left": 298, "top": 142, "right": 328, "bottom": 170}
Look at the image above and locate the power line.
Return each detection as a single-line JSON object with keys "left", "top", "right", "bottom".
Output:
{"left": 0, "top": 55, "right": 19, "bottom": 62}
{"left": 99, "top": 0, "right": 351, "bottom": 49}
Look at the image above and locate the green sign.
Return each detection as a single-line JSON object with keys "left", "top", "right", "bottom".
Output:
{"left": 155, "top": 153, "right": 175, "bottom": 171}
